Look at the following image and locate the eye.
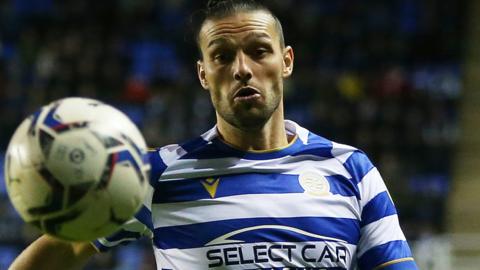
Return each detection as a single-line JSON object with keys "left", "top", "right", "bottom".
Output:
{"left": 213, "top": 51, "right": 233, "bottom": 64}
{"left": 256, "top": 48, "right": 268, "bottom": 56}
{"left": 214, "top": 54, "right": 226, "bottom": 62}
{"left": 251, "top": 46, "right": 271, "bottom": 59}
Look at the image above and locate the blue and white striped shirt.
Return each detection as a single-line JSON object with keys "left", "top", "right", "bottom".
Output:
{"left": 94, "top": 120, "right": 417, "bottom": 270}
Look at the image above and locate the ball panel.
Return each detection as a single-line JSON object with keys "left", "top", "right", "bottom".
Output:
{"left": 66, "top": 181, "right": 95, "bottom": 208}
{"left": 5, "top": 119, "right": 54, "bottom": 222}
{"left": 44, "top": 98, "right": 99, "bottom": 124}
{"left": 90, "top": 131, "right": 124, "bottom": 149}
{"left": 53, "top": 191, "right": 116, "bottom": 241}
{"left": 42, "top": 208, "right": 84, "bottom": 240}
{"left": 88, "top": 107, "right": 147, "bottom": 153}
{"left": 46, "top": 130, "right": 107, "bottom": 186}
{"left": 7, "top": 166, "right": 52, "bottom": 222}
{"left": 38, "top": 129, "right": 55, "bottom": 159}
{"left": 96, "top": 152, "right": 117, "bottom": 190}
{"left": 27, "top": 166, "right": 65, "bottom": 216}
{"left": 108, "top": 163, "right": 146, "bottom": 220}
{"left": 27, "top": 108, "right": 44, "bottom": 136}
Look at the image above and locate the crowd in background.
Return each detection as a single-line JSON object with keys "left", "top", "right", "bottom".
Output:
{"left": 0, "top": 0, "right": 465, "bottom": 269}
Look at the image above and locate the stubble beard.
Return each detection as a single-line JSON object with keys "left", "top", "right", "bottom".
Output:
{"left": 217, "top": 93, "right": 281, "bottom": 131}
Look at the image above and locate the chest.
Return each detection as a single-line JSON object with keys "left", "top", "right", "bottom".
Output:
{"left": 152, "top": 172, "right": 361, "bottom": 243}
{"left": 151, "top": 171, "right": 361, "bottom": 269}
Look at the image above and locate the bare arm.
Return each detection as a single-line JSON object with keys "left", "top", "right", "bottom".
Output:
{"left": 9, "top": 234, "right": 98, "bottom": 270}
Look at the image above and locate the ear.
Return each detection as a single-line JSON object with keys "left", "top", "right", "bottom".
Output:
{"left": 197, "top": 60, "right": 209, "bottom": 90}
{"left": 282, "top": 46, "right": 294, "bottom": 78}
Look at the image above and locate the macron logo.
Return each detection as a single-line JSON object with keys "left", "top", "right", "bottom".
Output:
{"left": 201, "top": 177, "right": 220, "bottom": 198}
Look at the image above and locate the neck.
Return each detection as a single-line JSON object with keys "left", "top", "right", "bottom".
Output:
{"left": 216, "top": 107, "right": 289, "bottom": 151}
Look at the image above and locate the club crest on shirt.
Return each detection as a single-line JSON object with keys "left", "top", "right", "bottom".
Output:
{"left": 299, "top": 171, "right": 330, "bottom": 196}
{"left": 201, "top": 177, "right": 220, "bottom": 198}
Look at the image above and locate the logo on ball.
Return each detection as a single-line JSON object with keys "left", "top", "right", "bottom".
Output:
{"left": 69, "top": 149, "right": 85, "bottom": 164}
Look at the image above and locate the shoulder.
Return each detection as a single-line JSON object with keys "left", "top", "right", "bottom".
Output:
{"left": 302, "top": 130, "right": 375, "bottom": 183}
{"left": 330, "top": 141, "right": 375, "bottom": 184}
{"left": 298, "top": 128, "right": 358, "bottom": 159}
{"left": 146, "top": 135, "right": 213, "bottom": 183}
{"left": 148, "top": 124, "right": 218, "bottom": 164}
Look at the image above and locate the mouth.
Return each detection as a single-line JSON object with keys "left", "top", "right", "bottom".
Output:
{"left": 233, "top": 86, "right": 261, "bottom": 102}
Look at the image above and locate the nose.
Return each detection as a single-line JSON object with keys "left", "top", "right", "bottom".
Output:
{"left": 233, "top": 52, "right": 252, "bottom": 83}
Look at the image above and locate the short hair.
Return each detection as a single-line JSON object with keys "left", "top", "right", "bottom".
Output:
{"left": 192, "top": 0, "right": 285, "bottom": 58}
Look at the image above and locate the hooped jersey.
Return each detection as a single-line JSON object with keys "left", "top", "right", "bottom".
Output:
{"left": 93, "top": 120, "right": 418, "bottom": 270}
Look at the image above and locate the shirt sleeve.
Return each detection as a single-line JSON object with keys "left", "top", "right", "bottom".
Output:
{"left": 343, "top": 150, "right": 418, "bottom": 270}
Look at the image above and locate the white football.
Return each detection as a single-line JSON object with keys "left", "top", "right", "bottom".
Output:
{"left": 4, "top": 97, "right": 150, "bottom": 241}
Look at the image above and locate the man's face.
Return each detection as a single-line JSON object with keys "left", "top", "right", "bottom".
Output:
{"left": 197, "top": 11, "right": 294, "bottom": 130}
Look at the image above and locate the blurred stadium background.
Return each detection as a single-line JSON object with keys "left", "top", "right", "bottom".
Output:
{"left": 0, "top": 0, "right": 478, "bottom": 269}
